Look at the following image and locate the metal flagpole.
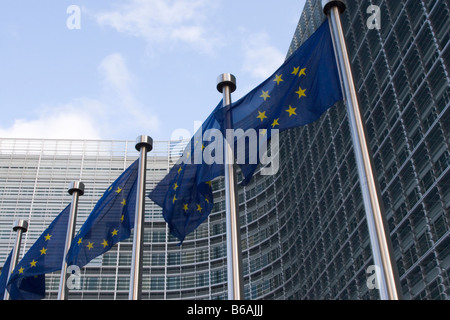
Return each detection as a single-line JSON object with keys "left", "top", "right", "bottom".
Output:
{"left": 322, "top": 0, "right": 401, "bottom": 300}
{"left": 58, "top": 181, "right": 85, "bottom": 300}
{"left": 3, "top": 219, "right": 28, "bottom": 300}
{"left": 129, "top": 135, "right": 153, "bottom": 300}
{"left": 217, "top": 73, "right": 244, "bottom": 300}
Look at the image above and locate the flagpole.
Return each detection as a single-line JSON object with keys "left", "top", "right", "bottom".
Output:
{"left": 217, "top": 73, "right": 244, "bottom": 300}
{"left": 58, "top": 181, "right": 84, "bottom": 300}
{"left": 322, "top": 0, "right": 401, "bottom": 300}
{"left": 129, "top": 135, "right": 153, "bottom": 300}
{"left": 3, "top": 220, "right": 28, "bottom": 300}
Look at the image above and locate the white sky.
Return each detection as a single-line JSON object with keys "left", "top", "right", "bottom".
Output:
{"left": 0, "top": 0, "right": 306, "bottom": 142}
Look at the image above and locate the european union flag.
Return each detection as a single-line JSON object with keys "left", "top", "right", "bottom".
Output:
{"left": 0, "top": 250, "right": 12, "bottom": 299}
{"left": 6, "top": 204, "right": 71, "bottom": 300}
{"left": 148, "top": 102, "right": 225, "bottom": 244}
{"left": 66, "top": 159, "right": 138, "bottom": 268}
{"left": 215, "top": 19, "right": 343, "bottom": 184}
{"left": 150, "top": 20, "right": 342, "bottom": 243}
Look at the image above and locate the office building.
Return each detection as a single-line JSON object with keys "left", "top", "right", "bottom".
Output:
{"left": 0, "top": 0, "right": 449, "bottom": 300}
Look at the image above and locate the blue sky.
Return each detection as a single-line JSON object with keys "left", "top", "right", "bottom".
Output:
{"left": 0, "top": 0, "right": 306, "bottom": 142}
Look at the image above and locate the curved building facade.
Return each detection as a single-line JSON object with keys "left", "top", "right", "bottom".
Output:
{"left": 276, "top": 0, "right": 449, "bottom": 300}
{"left": 1, "top": 0, "right": 449, "bottom": 300}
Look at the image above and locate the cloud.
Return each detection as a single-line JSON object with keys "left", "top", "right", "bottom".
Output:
{"left": 0, "top": 53, "right": 160, "bottom": 140}
{"left": 99, "top": 53, "right": 133, "bottom": 94}
{"left": 97, "top": 53, "right": 160, "bottom": 135}
{"left": 0, "top": 99, "right": 103, "bottom": 140}
{"left": 95, "top": 0, "right": 218, "bottom": 54}
{"left": 242, "top": 32, "right": 285, "bottom": 80}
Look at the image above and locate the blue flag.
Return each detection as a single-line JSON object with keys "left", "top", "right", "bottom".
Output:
{"left": 150, "top": 19, "right": 342, "bottom": 243}
{"left": 148, "top": 101, "right": 225, "bottom": 244}
{"left": 66, "top": 159, "right": 139, "bottom": 268}
{"left": 6, "top": 204, "right": 71, "bottom": 300}
{"left": 0, "top": 250, "right": 12, "bottom": 299}
{"left": 214, "top": 19, "right": 343, "bottom": 184}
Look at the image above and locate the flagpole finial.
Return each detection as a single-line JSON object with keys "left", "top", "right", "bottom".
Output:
{"left": 12, "top": 219, "right": 28, "bottom": 232}
{"left": 217, "top": 73, "right": 237, "bottom": 93}
{"left": 68, "top": 181, "right": 85, "bottom": 196}
{"left": 322, "top": 0, "right": 346, "bottom": 15}
{"left": 135, "top": 135, "right": 153, "bottom": 152}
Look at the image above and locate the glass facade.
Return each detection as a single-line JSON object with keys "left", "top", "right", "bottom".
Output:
{"left": 281, "top": 0, "right": 449, "bottom": 299}
{"left": 0, "top": 0, "right": 449, "bottom": 300}
{"left": 0, "top": 138, "right": 189, "bottom": 299}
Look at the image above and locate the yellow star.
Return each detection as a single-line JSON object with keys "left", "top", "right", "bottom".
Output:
{"left": 183, "top": 204, "right": 189, "bottom": 212}
{"left": 292, "top": 67, "right": 306, "bottom": 77}
{"left": 260, "top": 90, "right": 270, "bottom": 101}
{"left": 256, "top": 111, "right": 268, "bottom": 122}
{"left": 40, "top": 247, "right": 47, "bottom": 255}
{"left": 205, "top": 181, "right": 212, "bottom": 187}
{"left": 44, "top": 233, "right": 52, "bottom": 241}
{"left": 86, "top": 242, "right": 94, "bottom": 250}
{"left": 197, "top": 204, "right": 203, "bottom": 213}
{"left": 115, "top": 187, "right": 122, "bottom": 194}
{"left": 173, "top": 183, "right": 179, "bottom": 191}
{"left": 285, "top": 105, "right": 297, "bottom": 117}
{"left": 260, "top": 129, "right": 267, "bottom": 136}
{"left": 271, "top": 118, "right": 280, "bottom": 128}
{"left": 18, "top": 267, "right": 24, "bottom": 274}
{"left": 121, "top": 215, "right": 125, "bottom": 223}
{"left": 178, "top": 167, "right": 182, "bottom": 174}
{"left": 296, "top": 87, "right": 307, "bottom": 99}
{"left": 273, "top": 74, "right": 283, "bottom": 85}
{"left": 30, "top": 260, "right": 37, "bottom": 267}
{"left": 111, "top": 229, "right": 118, "bottom": 236}
{"left": 77, "top": 237, "right": 83, "bottom": 245}
{"left": 101, "top": 240, "right": 108, "bottom": 248}
{"left": 121, "top": 199, "right": 126, "bottom": 206}
{"left": 299, "top": 68, "right": 306, "bottom": 77}
{"left": 172, "top": 195, "right": 177, "bottom": 204}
